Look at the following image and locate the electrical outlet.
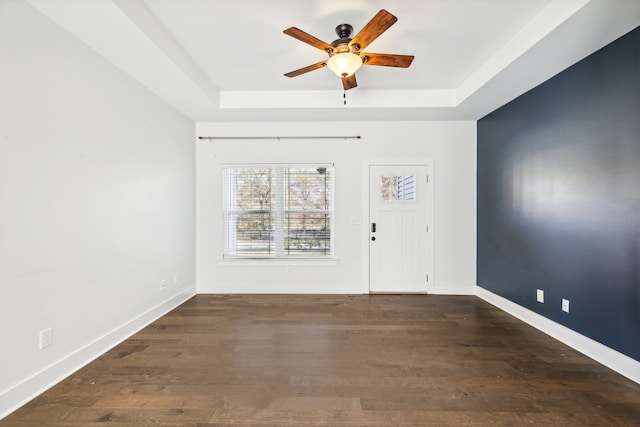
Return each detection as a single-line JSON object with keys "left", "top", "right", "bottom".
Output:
{"left": 39, "top": 328, "right": 53, "bottom": 350}
{"left": 562, "top": 298, "right": 570, "bottom": 313}
{"left": 536, "top": 289, "right": 544, "bottom": 303}
{"left": 160, "top": 279, "right": 166, "bottom": 291}
{"left": 173, "top": 273, "right": 179, "bottom": 286}
{"left": 286, "top": 266, "right": 293, "bottom": 274}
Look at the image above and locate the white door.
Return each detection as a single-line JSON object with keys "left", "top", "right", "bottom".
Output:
{"left": 369, "top": 165, "right": 429, "bottom": 293}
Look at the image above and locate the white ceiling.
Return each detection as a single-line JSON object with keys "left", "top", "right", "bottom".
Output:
{"left": 26, "top": 0, "right": 640, "bottom": 122}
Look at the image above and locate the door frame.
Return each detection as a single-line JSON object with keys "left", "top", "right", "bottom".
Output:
{"left": 361, "top": 159, "right": 434, "bottom": 293}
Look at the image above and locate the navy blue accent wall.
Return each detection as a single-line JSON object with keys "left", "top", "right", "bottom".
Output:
{"left": 477, "top": 26, "right": 640, "bottom": 361}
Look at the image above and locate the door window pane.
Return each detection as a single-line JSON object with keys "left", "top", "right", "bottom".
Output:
{"left": 381, "top": 175, "right": 416, "bottom": 201}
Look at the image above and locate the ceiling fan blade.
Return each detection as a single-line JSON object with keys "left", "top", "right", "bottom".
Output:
{"left": 342, "top": 74, "right": 357, "bottom": 90}
{"left": 284, "top": 61, "right": 327, "bottom": 78}
{"left": 283, "top": 27, "right": 334, "bottom": 53}
{"left": 349, "top": 9, "right": 397, "bottom": 51}
{"left": 362, "top": 53, "right": 414, "bottom": 68}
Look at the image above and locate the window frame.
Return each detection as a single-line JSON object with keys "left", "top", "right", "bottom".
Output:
{"left": 222, "top": 163, "right": 335, "bottom": 260}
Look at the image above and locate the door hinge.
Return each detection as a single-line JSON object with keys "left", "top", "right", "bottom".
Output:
{"left": 426, "top": 175, "right": 429, "bottom": 183}
{"left": 426, "top": 274, "right": 429, "bottom": 282}
{"left": 425, "top": 224, "right": 429, "bottom": 232}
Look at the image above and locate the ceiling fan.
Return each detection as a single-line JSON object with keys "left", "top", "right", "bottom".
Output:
{"left": 283, "top": 9, "right": 414, "bottom": 90}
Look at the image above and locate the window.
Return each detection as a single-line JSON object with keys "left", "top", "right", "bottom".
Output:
{"left": 380, "top": 175, "right": 416, "bottom": 201}
{"left": 223, "top": 165, "right": 334, "bottom": 258}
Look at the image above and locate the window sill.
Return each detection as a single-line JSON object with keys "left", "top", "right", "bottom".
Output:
{"left": 217, "top": 258, "right": 340, "bottom": 267}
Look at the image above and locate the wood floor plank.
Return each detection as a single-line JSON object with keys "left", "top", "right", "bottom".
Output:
{"left": 2, "top": 294, "right": 639, "bottom": 425}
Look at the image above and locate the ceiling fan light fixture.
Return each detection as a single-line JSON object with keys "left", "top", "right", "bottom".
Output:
{"left": 326, "top": 52, "right": 363, "bottom": 78}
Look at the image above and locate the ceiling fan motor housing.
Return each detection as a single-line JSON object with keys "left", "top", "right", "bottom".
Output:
{"left": 331, "top": 24, "right": 358, "bottom": 53}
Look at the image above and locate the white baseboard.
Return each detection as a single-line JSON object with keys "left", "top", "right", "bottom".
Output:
{"left": 476, "top": 286, "right": 640, "bottom": 385}
{"left": 428, "top": 283, "right": 476, "bottom": 295}
{"left": 197, "top": 282, "right": 368, "bottom": 294}
{"left": 0, "top": 285, "right": 196, "bottom": 420}
{"left": 199, "top": 282, "right": 478, "bottom": 295}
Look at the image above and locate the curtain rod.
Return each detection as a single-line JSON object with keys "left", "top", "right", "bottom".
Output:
{"left": 198, "top": 136, "right": 361, "bottom": 141}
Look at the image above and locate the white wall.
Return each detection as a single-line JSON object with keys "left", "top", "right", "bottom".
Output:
{"left": 196, "top": 121, "right": 476, "bottom": 294}
{"left": 0, "top": 1, "right": 196, "bottom": 417}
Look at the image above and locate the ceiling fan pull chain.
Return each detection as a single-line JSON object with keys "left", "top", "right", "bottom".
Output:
{"left": 343, "top": 90, "right": 347, "bottom": 106}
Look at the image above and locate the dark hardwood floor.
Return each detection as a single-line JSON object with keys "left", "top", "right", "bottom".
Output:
{"left": 3, "top": 294, "right": 639, "bottom": 426}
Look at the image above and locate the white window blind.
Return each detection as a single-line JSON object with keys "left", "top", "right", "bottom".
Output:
{"left": 223, "top": 165, "right": 334, "bottom": 258}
